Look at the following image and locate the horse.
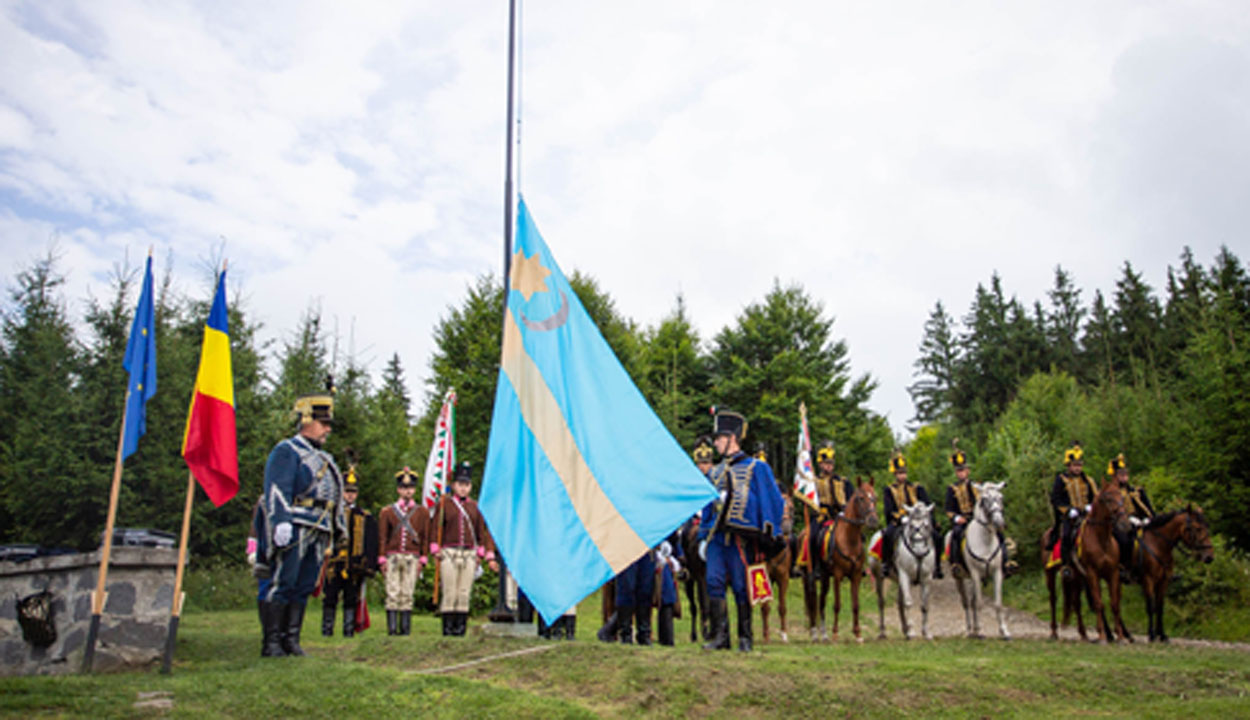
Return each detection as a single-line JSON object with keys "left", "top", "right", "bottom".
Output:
{"left": 679, "top": 517, "right": 710, "bottom": 642}
{"left": 802, "top": 478, "right": 879, "bottom": 643}
{"left": 868, "top": 502, "right": 936, "bottom": 640}
{"left": 1133, "top": 505, "right": 1214, "bottom": 643}
{"left": 948, "top": 482, "right": 1010, "bottom": 639}
{"left": 759, "top": 542, "right": 792, "bottom": 643}
{"left": 1046, "top": 480, "right": 1132, "bottom": 643}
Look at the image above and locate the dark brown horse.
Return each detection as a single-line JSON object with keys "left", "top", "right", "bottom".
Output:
{"left": 680, "top": 517, "right": 710, "bottom": 642}
{"left": 802, "top": 478, "right": 879, "bottom": 643}
{"left": 1045, "top": 480, "right": 1131, "bottom": 643}
{"left": 1133, "top": 505, "right": 1214, "bottom": 642}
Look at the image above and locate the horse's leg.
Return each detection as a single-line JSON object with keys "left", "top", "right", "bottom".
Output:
{"left": 802, "top": 570, "right": 818, "bottom": 641}
{"left": 1111, "top": 573, "right": 1132, "bottom": 643}
{"left": 1071, "top": 575, "right": 1089, "bottom": 641}
{"left": 1156, "top": 576, "right": 1170, "bottom": 643}
{"left": 819, "top": 576, "right": 831, "bottom": 641}
{"left": 896, "top": 567, "right": 912, "bottom": 640}
{"left": 994, "top": 566, "right": 1009, "bottom": 640}
{"left": 873, "top": 562, "right": 887, "bottom": 640}
{"left": 1141, "top": 575, "right": 1156, "bottom": 642}
{"left": 778, "top": 575, "right": 789, "bottom": 643}
{"left": 920, "top": 570, "right": 932, "bottom": 640}
{"left": 1086, "top": 571, "right": 1109, "bottom": 643}
{"left": 761, "top": 595, "right": 771, "bottom": 644}
{"left": 685, "top": 579, "right": 697, "bottom": 643}
{"left": 1046, "top": 567, "right": 1059, "bottom": 640}
{"left": 969, "top": 565, "right": 984, "bottom": 639}
{"left": 954, "top": 575, "right": 972, "bottom": 636}
{"left": 830, "top": 572, "right": 842, "bottom": 642}
{"left": 699, "top": 578, "right": 711, "bottom": 641}
{"left": 851, "top": 567, "right": 864, "bottom": 643}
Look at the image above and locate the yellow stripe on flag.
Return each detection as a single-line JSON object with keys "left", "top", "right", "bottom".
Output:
{"left": 194, "top": 326, "right": 234, "bottom": 406}
{"left": 501, "top": 308, "right": 648, "bottom": 573}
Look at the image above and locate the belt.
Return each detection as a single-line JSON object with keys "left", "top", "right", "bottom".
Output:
{"left": 294, "top": 498, "right": 335, "bottom": 511}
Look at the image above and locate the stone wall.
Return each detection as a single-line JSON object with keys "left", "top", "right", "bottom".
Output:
{"left": 0, "top": 547, "right": 177, "bottom": 675}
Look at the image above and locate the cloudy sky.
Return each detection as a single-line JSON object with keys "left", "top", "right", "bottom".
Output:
{"left": 2, "top": 1, "right": 1247, "bottom": 436}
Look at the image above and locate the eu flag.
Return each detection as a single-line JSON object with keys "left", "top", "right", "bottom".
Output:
{"left": 480, "top": 198, "right": 718, "bottom": 623}
{"left": 121, "top": 255, "right": 157, "bottom": 459}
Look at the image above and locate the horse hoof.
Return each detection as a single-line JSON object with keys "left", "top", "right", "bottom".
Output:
{"left": 877, "top": 632, "right": 886, "bottom": 641}
{"left": 922, "top": 633, "right": 933, "bottom": 641}
{"left": 855, "top": 636, "right": 864, "bottom": 645}
{"left": 1001, "top": 634, "right": 1012, "bottom": 642}
{"left": 780, "top": 633, "right": 789, "bottom": 643}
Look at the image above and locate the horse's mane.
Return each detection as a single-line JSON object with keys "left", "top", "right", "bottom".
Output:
{"left": 1145, "top": 511, "right": 1178, "bottom": 530}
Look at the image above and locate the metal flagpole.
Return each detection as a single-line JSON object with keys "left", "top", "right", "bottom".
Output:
{"left": 492, "top": 0, "right": 520, "bottom": 623}
{"left": 82, "top": 397, "right": 129, "bottom": 672}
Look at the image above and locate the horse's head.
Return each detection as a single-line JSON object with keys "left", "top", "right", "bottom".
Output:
{"left": 902, "top": 502, "right": 933, "bottom": 554}
{"left": 1182, "top": 503, "right": 1215, "bottom": 564}
{"left": 973, "top": 481, "right": 1006, "bottom": 531}
{"left": 1092, "top": 481, "right": 1130, "bottom": 535}
{"left": 850, "top": 476, "right": 879, "bottom": 530}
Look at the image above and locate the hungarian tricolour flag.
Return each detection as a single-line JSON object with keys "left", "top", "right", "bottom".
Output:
{"left": 181, "top": 270, "right": 238, "bottom": 507}
{"left": 423, "top": 388, "right": 456, "bottom": 510}
{"left": 793, "top": 402, "right": 818, "bottom": 510}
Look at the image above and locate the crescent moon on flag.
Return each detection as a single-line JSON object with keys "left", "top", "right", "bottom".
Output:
{"left": 521, "top": 290, "right": 570, "bottom": 332}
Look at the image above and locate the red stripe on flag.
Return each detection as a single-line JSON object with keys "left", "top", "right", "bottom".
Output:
{"left": 184, "top": 392, "right": 239, "bottom": 507}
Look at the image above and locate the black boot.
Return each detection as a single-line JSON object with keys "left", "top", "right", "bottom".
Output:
{"left": 736, "top": 600, "right": 753, "bottom": 652}
{"left": 262, "top": 601, "right": 286, "bottom": 657}
{"left": 616, "top": 606, "right": 634, "bottom": 644}
{"left": 657, "top": 605, "right": 675, "bottom": 647}
{"left": 343, "top": 610, "right": 355, "bottom": 638}
{"left": 387, "top": 610, "right": 398, "bottom": 636}
{"left": 455, "top": 613, "right": 469, "bottom": 636}
{"left": 322, "top": 602, "right": 336, "bottom": 637}
{"left": 563, "top": 616, "right": 577, "bottom": 641}
{"left": 441, "top": 613, "right": 453, "bottom": 636}
{"left": 635, "top": 605, "right": 652, "bottom": 646}
{"left": 400, "top": 611, "right": 411, "bottom": 636}
{"left": 702, "top": 599, "right": 730, "bottom": 650}
{"left": 282, "top": 602, "right": 307, "bottom": 656}
{"left": 596, "top": 611, "right": 619, "bottom": 643}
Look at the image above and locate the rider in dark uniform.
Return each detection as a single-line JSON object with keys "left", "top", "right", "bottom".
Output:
{"left": 807, "top": 440, "right": 855, "bottom": 581}
{"left": 1049, "top": 441, "right": 1098, "bottom": 569}
{"left": 696, "top": 408, "right": 785, "bottom": 652}
{"left": 1109, "top": 453, "right": 1152, "bottom": 580}
{"left": 882, "top": 450, "right": 943, "bottom": 579}
{"left": 321, "top": 465, "right": 378, "bottom": 637}
{"left": 944, "top": 441, "right": 1015, "bottom": 576}
{"left": 261, "top": 379, "right": 346, "bottom": 657}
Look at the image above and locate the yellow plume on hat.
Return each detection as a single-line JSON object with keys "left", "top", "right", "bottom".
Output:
{"left": 1063, "top": 441, "right": 1084, "bottom": 464}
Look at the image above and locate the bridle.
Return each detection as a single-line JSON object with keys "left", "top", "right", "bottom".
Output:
{"left": 966, "top": 490, "right": 1004, "bottom": 564}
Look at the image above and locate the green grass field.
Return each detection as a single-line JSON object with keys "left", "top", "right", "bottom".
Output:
{"left": 3, "top": 580, "right": 1248, "bottom": 719}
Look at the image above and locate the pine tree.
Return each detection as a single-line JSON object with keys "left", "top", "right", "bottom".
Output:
{"left": 1046, "top": 266, "right": 1085, "bottom": 376}
{"left": 908, "top": 300, "right": 959, "bottom": 426}
{"left": 637, "top": 295, "right": 712, "bottom": 450}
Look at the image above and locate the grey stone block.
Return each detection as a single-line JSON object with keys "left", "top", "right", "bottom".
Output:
{"left": 152, "top": 584, "right": 173, "bottom": 612}
{"left": 62, "top": 627, "right": 84, "bottom": 653}
{"left": 0, "top": 596, "right": 14, "bottom": 620}
{"left": 74, "top": 594, "right": 91, "bottom": 622}
{"left": 104, "top": 582, "right": 135, "bottom": 615}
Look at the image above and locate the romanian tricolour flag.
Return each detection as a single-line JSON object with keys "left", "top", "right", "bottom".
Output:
{"left": 793, "top": 402, "right": 819, "bottom": 510}
{"left": 423, "top": 388, "right": 456, "bottom": 511}
{"left": 181, "top": 270, "right": 238, "bottom": 507}
{"left": 480, "top": 198, "right": 718, "bottom": 623}
{"left": 121, "top": 254, "right": 157, "bottom": 459}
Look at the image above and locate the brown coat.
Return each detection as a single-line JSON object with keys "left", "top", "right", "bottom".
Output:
{"left": 379, "top": 500, "right": 427, "bottom": 556}
{"left": 431, "top": 494, "right": 495, "bottom": 558}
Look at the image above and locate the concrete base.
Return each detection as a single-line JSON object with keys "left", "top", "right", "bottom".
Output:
{"left": 477, "top": 620, "right": 538, "bottom": 639}
{"left": 0, "top": 547, "right": 176, "bottom": 676}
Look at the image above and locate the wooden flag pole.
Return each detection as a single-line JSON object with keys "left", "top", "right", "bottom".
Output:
{"left": 82, "top": 395, "right": 129, "bottom": 673}
{"left": 161, "top": 470, "right": 196, "bottom": 674}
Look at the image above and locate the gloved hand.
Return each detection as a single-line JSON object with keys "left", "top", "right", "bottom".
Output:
{"left": 1068, "top": 508, "right": 1079, "bottom": 519}
{"left": 246, "top": 537, "right": 258, "bottom": 565}
{"left": 429, "top": 542, "right": 441, "bottom": 556}
{"left": 657, "top": 541, "right": 673, "bottom": 563}
{"left": 1130, "top": 516, "right": 1145, "bottom": 527}
{"left": 274, "top": 522, "right": 293, "bottom": 547}
{"left": 955, "top": 516, "right": 966, "bottom": 525}
{"left": 1084, "top": 504, "right": 1092, "bottom": 514}
{"left": 698, "top": 539, "right": 708, "bottom": 561}
{"left": 669, "top": 557, "right": 683, "bottom": 576}
{"left": 378, "top": 555, "right": 388, "bottom": 572}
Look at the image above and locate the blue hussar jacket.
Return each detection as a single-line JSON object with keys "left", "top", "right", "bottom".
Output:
{"left": 264, "top": 434, "right": 346, "bottom": 536}
{"left": 698, "top": 451, "right": 785, "bottom": 544}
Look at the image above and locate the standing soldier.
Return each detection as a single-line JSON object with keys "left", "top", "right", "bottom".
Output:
{"left": 882, "top": 449, "right": 943, "bottom": 579}
{"left": 697, "top": 408, "right": 785, "bottom": 652}
{"left": 945, "top": 440, "right": 1015, "bottom": 576}
{"left": 378, "top": 467, "right": 426, "bottom": 636}
{"left": 1049, "top": 441, "right": 1098, "bottom": 569}
{"left": 261, "top": 382, "right": 346, "bottom": 657}
{"left": 805, "top": 440, "right": 856, "bottom": 580}
{"left": 430, "top": 462, "right": 499, "bottom": 636}
{"left": 653, "top": 530, "right": 684, "bottom": 647}
{"left": 321, "top": 466, "right": 379, "bottom": 637}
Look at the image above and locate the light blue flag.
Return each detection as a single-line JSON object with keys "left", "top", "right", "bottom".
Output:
{"left": 480, "top": 198, "right": 718, "bottom": 623}
{"left": 122, "top": 254, "right": 157, "bottom": 459}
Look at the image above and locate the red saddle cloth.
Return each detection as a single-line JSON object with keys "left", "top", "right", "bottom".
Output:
{"left": 1046, "top": 539, "right": 1062, "bottom": 569}
{"left": 869, "top": 535, "right": 883, "bottom": 561}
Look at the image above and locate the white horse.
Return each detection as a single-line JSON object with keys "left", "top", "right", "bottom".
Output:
{"left": 947, "top": 481, "right": 1010, "bottom": 640}
{"left": 868, "top": 502, "right": 936, "bottom": 640}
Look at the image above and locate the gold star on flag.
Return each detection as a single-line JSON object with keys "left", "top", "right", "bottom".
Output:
{"left": 510, "top": 250, "right": 551, "bottom": 302}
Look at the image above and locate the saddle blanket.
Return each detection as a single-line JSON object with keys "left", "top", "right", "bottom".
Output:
{"left": 1046, "top": 539, "right": 1062, "bottom": 569}
{"left": 869, "top": 536, "right": 883, "bottom": 562}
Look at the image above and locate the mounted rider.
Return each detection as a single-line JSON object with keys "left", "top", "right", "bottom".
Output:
{"left": 882, "top": 450, "right": 943, "bottom": 579}
{"left": 804, "top": 440, "right": 856, "bottom": 580}
{"left": 944, "top": 440, "right": 1016, "bottom": 576}
{"left": 696, "top": 408, "right": 785, "bottom": 652}
{"left": 1109, "top": 452, "right": 1152, "bottom": 581}
{"left": 1049, "top": 441, "right": 1099, "bottom": 569}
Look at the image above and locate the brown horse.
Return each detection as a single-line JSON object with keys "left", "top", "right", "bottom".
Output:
{"left": 759, "top": 543, "right": 792, "bottom": 643}
{"left": 1046, "top": 480, "right": 1131, "bottom": 643}
{"left": 1133, "top": 505, "right": 1214, "bottom": 643}
{"left": 802, "top": 478, "right": 879, "bottom": 643}
{"left": 679, "top": 517, "right": 710, "bottom": 642}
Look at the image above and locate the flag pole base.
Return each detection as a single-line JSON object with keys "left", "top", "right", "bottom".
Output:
{"left": 160, "top": 615, "right": 180, "bottom": 675}
{"left": 81, "top": 614, "right": 101, "bottom": 673}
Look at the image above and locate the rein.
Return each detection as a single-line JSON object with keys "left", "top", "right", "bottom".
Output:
{"left": 965, "top": 513, "right": 1003, "bottom": 564}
